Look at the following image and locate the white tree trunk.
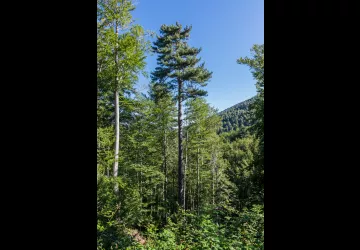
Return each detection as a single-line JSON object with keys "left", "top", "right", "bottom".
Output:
{"left": 113, "top": 20, "right": 120, "bottom": 194}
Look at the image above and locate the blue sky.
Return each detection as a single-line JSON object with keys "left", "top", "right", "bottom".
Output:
{"left": 132, "top": 0, "right": 264, "bottom": 112}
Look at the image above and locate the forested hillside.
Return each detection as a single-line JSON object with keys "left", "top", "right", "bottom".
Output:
{"left": 219, "top": 97, "right": 255, "bottom": 132}
{"left": 97, "top": 1, "right": 264, "bottom": 249}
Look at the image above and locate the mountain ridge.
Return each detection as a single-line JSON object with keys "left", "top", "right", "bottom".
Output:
{"left": 218, "top": 96, "right": 256, "bottom": 132}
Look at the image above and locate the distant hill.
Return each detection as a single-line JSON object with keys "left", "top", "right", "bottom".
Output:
{"left": 219, "top": 96, "right": 256, "bottom": 132}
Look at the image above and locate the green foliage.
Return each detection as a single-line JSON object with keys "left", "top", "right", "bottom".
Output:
{"left": 97, "top": 2, "right": 264, "bottom": 246}
{"left": 135, "top": 205, "right": 263, "bottom": 250}
{"left": 222, "top": 135, "right": 262, "bottom": 209}
{"left": 237, "top": 44, "right": 264, "bottom": 202}
{"left": 237, "top": 44, "right": 264, "bottom": 146}
{"left": 151, "top": 23, "right": 212, "bottom": 98}
{"left": 219, "top": 97, "right": 255, "bottom": 133}
{"left": 98, "top": 0, "right": 147, "bottom": 93}
{"left": 151, "top": 22, "right": 213, "bottom": 209}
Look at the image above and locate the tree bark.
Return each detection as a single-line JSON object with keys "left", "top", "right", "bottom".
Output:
{"left": 197, "top": 147, "right": 200, "bottom": 215}
{"left": 185, "top": 130, "right": 188, "bottom": 210}
{"left": 163, "top": 130, "right": 168, "bottom": 219}
{"left": 178, "top": 79, "right": 185, "bottom": 209}
{"left": 184, "top": 130, "right": 188, "bottom": 210}
{"left": 113, "top": 21, "right": 119, "bottom": 194}
{"left": 114, "top": 90, "right": 120, "bottom": 194}
{"left": 211, "top": 146, "right": 216, "bottom": 205}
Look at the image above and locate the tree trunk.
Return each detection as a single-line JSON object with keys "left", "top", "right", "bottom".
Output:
{"left": 200, "top": 154, "right": 203, "bottom": 213}
{"left": 212, "top": 153, "right": 215, "bottom": 205}
{"left": 184, "top": 131, "right": 187, "bottom": 210}
{"left": 113, "top": 21, "right": 119, "bottom": 194}
{"left": 197, "top": 147, "right": 200, "bottom": 215}
{"left": 211, "top": 146, "right": 216, "bottom": 205}
{"left": 163, "top": 130, "right": 168, "bottom": 219}
{"left": 178, "top": 79, "right": 185, "bottom": 209}
{"left": 113, "top": 90, "right": 120, "bottom": 194}
{"left": 185, "top": 130, "right": 188, "bottom": 210}
{"left": 173, "top": 173, "right": 176, "bottom": 213}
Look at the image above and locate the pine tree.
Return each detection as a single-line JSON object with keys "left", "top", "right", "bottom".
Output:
{"left": 237, "top": 44, "right": 264, "bottom": 202}
{"left": 237, "top": 44, "right": 264, "bottom": 146}
{"left": 185, "top": 98, "right": 229, "bottom": 212}
{"left": 149, "top": 83, "right": 177, "bottom": 219}
{"left": 151, "top": 23, "right": 212, "bottom": 208}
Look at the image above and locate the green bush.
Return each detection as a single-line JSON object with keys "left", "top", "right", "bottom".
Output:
{"left": 135, "top": 205, "right": 263, "bottom": 250}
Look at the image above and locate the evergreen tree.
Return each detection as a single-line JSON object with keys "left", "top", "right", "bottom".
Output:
{"left": 184, "top": 98, "right": 232, "bottom": 213}
{"left": 237, "top": 44, "right": 264, "bottom": 146}
{"left": 149, "top": 83, "right": 178, "bottom": 218}
{"left": 237, "top": 44, "right": 264, "bottom": 200}
{"left": 151, "top": 23, "right": 212, "bottom": 208}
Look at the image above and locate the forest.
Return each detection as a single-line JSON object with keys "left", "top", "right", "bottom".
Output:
{"left": 97, "top": 1, "right": 264, "bottom": 249}
{"left": 219, "top": 97, "right": 256, "bottom": 133}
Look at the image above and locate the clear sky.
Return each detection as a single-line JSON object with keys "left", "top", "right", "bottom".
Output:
{"left": 132, "top": 0, "right": 264, "bottom": 112}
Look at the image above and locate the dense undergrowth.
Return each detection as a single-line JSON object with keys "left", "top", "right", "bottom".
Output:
{"left": 98, "top": 204, "right": 263, "bottom": 250}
